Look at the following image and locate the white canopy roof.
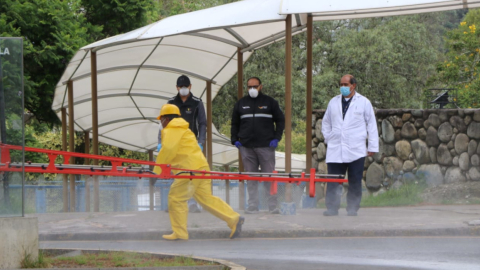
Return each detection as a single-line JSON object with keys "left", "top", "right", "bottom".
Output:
{"left": 52, "top": 0, "right": 307, "bottom": 170}
{"left": 280, "top": 0, "right": 479, "bottom": 19}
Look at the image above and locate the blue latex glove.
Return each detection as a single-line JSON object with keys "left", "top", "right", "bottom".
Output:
{"left": 156, "top": 143, "right": 162, "bottom": 152}
{"left": 234, "top": 141, "right": 242, "bottom": 148}
{"left": 198, "top": 143, "right": 203, "bottom": 151}
{"left": 269, "top": 139, "right": 279, "bottom": 148}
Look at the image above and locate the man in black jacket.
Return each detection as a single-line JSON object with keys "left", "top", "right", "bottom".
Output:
{"left": 157, "top": 75, "right": 206, "bottom": 213}
{"left": 231, "top": 77, "right": 285, "bottom": 214}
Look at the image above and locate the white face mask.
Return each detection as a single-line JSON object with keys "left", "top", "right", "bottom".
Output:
{"left": 248, "top": 88, "right": 259, "bottom": 98}
{"left": 179, "top": 87, "right": 190, "bottom": 96}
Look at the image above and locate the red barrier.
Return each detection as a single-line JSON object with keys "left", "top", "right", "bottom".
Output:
{"left": 0, "top": 143, "right": 346, "bottom": 197}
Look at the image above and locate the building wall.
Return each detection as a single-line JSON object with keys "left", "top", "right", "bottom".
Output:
{"left": 0, "top": 217, "right": 38, "bottom": 269}
{"left": 312, "top": 109, "right": 480, "bottom": 192}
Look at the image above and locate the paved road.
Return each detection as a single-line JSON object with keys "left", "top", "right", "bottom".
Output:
{"left": 41, "top": 236, "right": 480, "bottom": 270}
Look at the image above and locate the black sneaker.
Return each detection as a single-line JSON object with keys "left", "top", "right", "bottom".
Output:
{"left": 244, "top": 206, "right": 259, "bottom": 214}
{"left": 323, "top": 210, "right": 338, "bottom": 216}
{"left": 230, "top": 216, "right": 245, "bottom": 239}
{"left": 347, "top": 210, "right": 358, "bottom": 216}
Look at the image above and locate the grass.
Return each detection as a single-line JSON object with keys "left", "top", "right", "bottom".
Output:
{"left": 22, "top": 251, "right": 219, "bottom": 268}
{"left": 361, "top": 181, "right": 427, "bottom": 207}
{"left": 20, "top": 251, "right": 48, "bottom": 268}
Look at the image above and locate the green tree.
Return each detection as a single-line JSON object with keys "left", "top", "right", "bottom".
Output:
{"left": 436, "top": 9, "right": 480, "bottom": 108}
{"left": 80, "top": 0, "right": 160, "bottom": 39}
{"left": 0, "top": 0, "right": 101, "bottom": 124}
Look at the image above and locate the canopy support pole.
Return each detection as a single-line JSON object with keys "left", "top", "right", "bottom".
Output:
{"left": 306, "top": 15, "right": 313, "bottom": 193}
{"left": 91, "top": 51, "right": 100, "bottom": 212}
{"left": 148, "top": 150, "right": 154, "bottom": 211}
{"left": 84, "top": 131, "right": 90, "bottom": 211}
{"left": 67, "top": 80, "right": 76, "bottom": 212}
{"left": 285, "top": 15, "right": 293, "bottom": 202}
{"left": 206, "top": 81, "right": 213, "bottom": 168}
{"left": 61, "top": 108, "right": 68, "bottom": 212}
{"left": 237, "top": 47, "right": 245, "bottom": 211}
{"left": 224, "top": 165, "right": 230, "bottom": 205}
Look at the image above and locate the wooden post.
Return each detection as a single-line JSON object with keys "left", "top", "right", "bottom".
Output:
{"left": 84, "top": 131, "right": 90, "bottom": 212}
{"left": 206, "top": 81, "right": 213, "bottom": 168}
{"left": 237, "top": 48, "right": 245, "bottom": 210}
{"left": 148, "top": 150, "right": 154, "bottom": 211}
{"left": 306, "top": 15, "right": 314, "bottom": 194}
{"left": 91, "top": 51, "right": 100, "bottom": 212}
{"left": 61, "top": 108, "right": 68, "bottom": 212}
{"left": 67, "top": 81, "right": 75, "bottom": 212}
{"left": 285, "top": 15, "right": 293, "bottom": 202}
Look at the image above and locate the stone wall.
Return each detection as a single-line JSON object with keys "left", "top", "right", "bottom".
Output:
{"left": 312, "top": 109, "right": 480, "bottom": 193}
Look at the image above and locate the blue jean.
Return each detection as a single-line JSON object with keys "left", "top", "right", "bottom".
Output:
{"left": 326, "top": 157, "right": 365, "bottom": 213}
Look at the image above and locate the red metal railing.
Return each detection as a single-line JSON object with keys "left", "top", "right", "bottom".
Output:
{"left": 0, "top": 143, "right": 346, "bottom": 197}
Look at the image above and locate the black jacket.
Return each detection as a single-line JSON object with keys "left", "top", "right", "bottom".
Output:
{"left": 231, "top": 92, "right": 285, "bottom": 148}
{"left": 158, "top": 94, "right": 206, "bottom": 145}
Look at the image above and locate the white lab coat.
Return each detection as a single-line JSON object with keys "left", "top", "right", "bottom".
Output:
{"left": 322, "top": 92, "right": 379, "bottom": 163}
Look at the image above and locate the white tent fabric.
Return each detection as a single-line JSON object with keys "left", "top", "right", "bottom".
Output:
{"left": 280, "top": 0, "right": 480, "bottom": 19}
{"left": 52, "top": 0, "right": 308, "bottom": 170}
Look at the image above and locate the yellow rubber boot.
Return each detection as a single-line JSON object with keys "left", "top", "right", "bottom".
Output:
{"left": 162, "top": 233, "right": 188, "bottom": 241}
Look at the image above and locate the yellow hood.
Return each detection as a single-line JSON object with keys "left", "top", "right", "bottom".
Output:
{"left": 154, "top": 118, "right": 209, "bottom": 174}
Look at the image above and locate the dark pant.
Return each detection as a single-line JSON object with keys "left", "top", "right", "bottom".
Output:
{"left": 326, "top": 157, "right": 365, "bottom": 213}
{"left": 239, "top": 146, "right": 277, "bottom": 210}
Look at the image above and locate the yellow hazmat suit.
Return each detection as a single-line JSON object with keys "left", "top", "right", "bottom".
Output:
{"left": 154, "top": 117, "right": 242, "bottom": 240}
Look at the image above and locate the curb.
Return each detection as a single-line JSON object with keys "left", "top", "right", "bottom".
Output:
{"left": 40, "top": 227, "right": 480, "bottom": 241}
{"left": 41, "top": 248, "right": 246, "bottom": 270}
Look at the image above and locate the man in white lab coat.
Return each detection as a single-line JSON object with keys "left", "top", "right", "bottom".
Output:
{"left": 321, "top": 74, "right": 379, "bottom": 216}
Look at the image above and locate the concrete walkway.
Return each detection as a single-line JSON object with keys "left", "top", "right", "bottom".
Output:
{"left": 31, "top": 205, "right": 480, "bottom": 241}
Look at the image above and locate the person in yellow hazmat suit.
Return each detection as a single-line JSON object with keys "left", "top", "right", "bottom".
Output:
{"left": 154, "top": 104, "right": 245, "bottom": 240}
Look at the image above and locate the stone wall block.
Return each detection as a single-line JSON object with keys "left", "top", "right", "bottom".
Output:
{"left": 414, "top": 119, "right": 424, "bottom": 128}
{"left": 314, "top": 119, "right": 324, "bottom": 141}
{"left": 316, "top": 143, "right": 326, "bottom": 161}
{"left": 418, "top": 128, "right": 426, "bottom": 140}
{"left": 453, "top": 156, "right": 459, "bottom": 166}
{"left": 426, "top": 126, "right": 440, "bottom": 147}
{"left": 416, "top": 164, "right": 443, "bottom": 187}
{"left": 464, "top": 109, "right": 475, "bottom": 115}
{"left": 388, "top": 115, "right": 403, "bottom": 128}
{"left": 423, "top": 119, "right": 431, "bottom": 129}
{"left": 447, "top": 140, "right": 454, "bottom": 149}
{"left": 465, "top": 115, "right": 472, "bottom": 126}
{"left": 429, "top": 147, "right": 437, "bottom": 163}
{"left": 468, "top": 140, "right": 478, "bottom": 157}
{"left": 437, "top": 122, "right": 453, "bottom": 143}
{"left": 373, "top": 138, "right": 395, "bottom": 163}
{"left": 472, "top": 154, "right": 480, "bottom": 167}
{"left": 445, "top": 167, "right": 466, "bottom": 183}
{"left": 454, "top": 133, "right": 469, "bottom": 154}
{"left": 412, "top": 110, "right": 423, "bottom": 117}
{"left": 459, "top": 152, "right": 470, "bottom": 171}
{"left": 366, "top": 162, "right": 385, "bottom": 190}
{"left": 402, "top": 113, "right": 412, "bottom": 122}
{"left": 411, "top": 139, "right": 430, "bottom": 164}
{"left": 395, "top": 140, "right": 412, "bottom": 160}
{"left": 402, "top": 160, "right": 415, "bottom": 172}
{"left": 428, "top": 113, "right": 441, "bottom": 128}
{"left": 449, "top": 115, "right": 467, "bottom": 133}
{"left": 474, "top": 110, "right": 480, "bottom": 122}
{"left": 450, "top": 149, "right": 457, "bottom": 156}
{"left": 383, "top": 156, "right": 403, "bottom": 177}
{"left": 469, "top": 167, "right": 480, "bottom": 181}
{"left": 437, "top": 143, "right": 453, "bottom": 166}
{"left": 394, "top": 129, "right": 402, "bottom": 141}
{"left": 382, "top": 119, "right": 395, "bottom": 143}
{"left": 467, "top": 122, "right": 480, "bottom": 139}
{"left": 401, "top": 122, "right": 418, "bottom": 139}
{"left": 439, "top": 111, "right": 448, "bottom": 123}
{"left": 317, "top": 161, "right": 327, "bottom": 174}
